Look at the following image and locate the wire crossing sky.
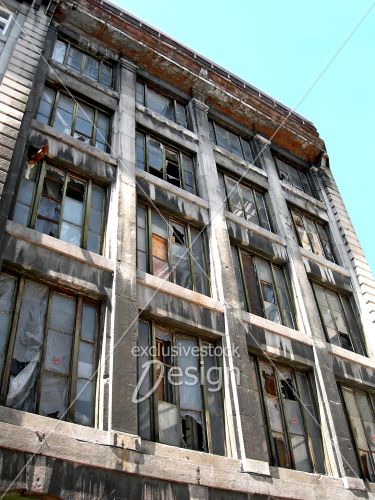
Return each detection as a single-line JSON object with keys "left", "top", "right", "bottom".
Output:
{"left": 115, "top": 0, "right": 375, "bottom": 274}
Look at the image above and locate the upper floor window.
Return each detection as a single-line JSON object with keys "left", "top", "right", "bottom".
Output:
{"left": 312, "top": 282, "right": 366, "bottom": 355}
{"left": 12, "top": 161, "right": 106, "bottom": 254}
{"left": 209, "top": 121, "right": 260, "bottom": 167}
{"left": 274, "top": 155, "right": 317, "bottom": 198}
{"left": 291, "top": 209, "right": 335, "bottom": 262}
{"left": 341, "top": 386, "right": 375, "bottom": 482}
{"left": 137, "top": 320, "right": 225, "bottom": 455}
{"left": 231, "top": 245, "right": 296, "bottom": 329}
{"left": 0, "top": 7, "right": 12, "bottom": 35}
{"left": 52, "top": 39, "right": 113, "bottom": 88}
{"left": 0, "top": 272, "right": 100, "bottom": 426}
{"left": 36, "top": 87, "right": 110, "bottom": 152}
{"left": 250, "top": 357, "right": 325, "bottom": 473}
{"left": 136, "top": 82, "right": 188, "bottom": 128}
{"left": 136, "top": 131, "right": 196, "bottom": 195}
{"left": 137, "top": 204, "right": 210, "bottom": 295}
{"left": 219, "top": 171, "right": 272, "bottom": 231}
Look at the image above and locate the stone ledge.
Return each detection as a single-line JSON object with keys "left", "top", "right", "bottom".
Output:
{"left": 225, "top": 211, "right": 286, "bottom": 246}
{"left": 213, "top": 144, "right": 268, "bottom": 179}
{"left": 328, "top": 343, "right": 375, "bottom": 371}
{"left": 300, "top": 248, "right": 350, "bottom": 277}
{"left": 281, "top": 180, "right": 326, "bottom": 210}
{"left": 6, "top": 220, "right": 114, "bottom": 272}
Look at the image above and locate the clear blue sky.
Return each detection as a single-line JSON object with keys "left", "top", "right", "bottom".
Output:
{"left": 116, "top": 0, "right": 375, "bottom": 274}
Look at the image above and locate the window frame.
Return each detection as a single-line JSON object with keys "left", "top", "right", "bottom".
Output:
{"left": 37, "top": 86, "right": 111, "bottom": 152}
{"left": 219, "top": 170, "right": 273, "bottom": 231}
{"left": 274, "top": 154, "right": 317, "bottom": 199}
{"left": 0, "top": 7, "right": 13, "bottom": 36}
{"left": 51, "top": 38, "right": 114, "bottom": 89}
{"left": 233, "top": 245, "right": 296, "bottom": 329}
{"left": 0, "top": 272, "right": 101, "bottom": 427}
{"left": 136, "top": 81, "right": 188, "bottom": 128}
{"left": 209, "top": 120, "right": 260, "bottom": 166}
{"left": 137, "top": 319, "right": 226, "bottom": 455}
{"left": 136, "top": 130, "right": 197, "bottom": 194}
{"left": 137, "top": 203, "right": 210, "bottom": 296}
{"left": 12, "top": 160, "right": 107, "bottom": 255}
{"left": 253, "top": 356, "right": 325, "bottom": 473}
{"left": 290, "top": 208, "right": 336, "bottom": 262}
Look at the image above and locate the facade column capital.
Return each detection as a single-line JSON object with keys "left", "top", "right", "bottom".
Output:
{"left": 189, "top": 97, "right": 209, "bottom": 114}
{"left": 120, "top": 57, "right": 137, "bottom": 73}
{"left": 254, "top": 133, "right": 271, "bottom": 147}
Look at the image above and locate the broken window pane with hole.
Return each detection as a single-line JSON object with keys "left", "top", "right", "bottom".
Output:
{"left": 60, "top": 177, "right": 86, "bottom": 246}
{"left": 74, "top": 104, "right": 94, "bottom": 143}
{"left": 147, "top": 87, "right": 175, "bottom": 122}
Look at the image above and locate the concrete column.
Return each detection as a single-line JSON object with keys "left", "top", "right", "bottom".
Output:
{"left": 254, "top": 134, "right": 362, "bottom": 482}
{"left": 109, "top": 58, "right": 139, "bottom": 434}
{"left": 189, "top": 98, "right": 269, "bottom": 467}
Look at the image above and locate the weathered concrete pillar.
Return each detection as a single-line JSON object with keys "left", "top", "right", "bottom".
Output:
{"left": 254, "top": 134, "right": 363, "bottom": 485}
{"left": 109, "top": 57, "right": 139, "bottom": 434}
{"left": 189, "top": 98, "right": 269, "bottom": 469}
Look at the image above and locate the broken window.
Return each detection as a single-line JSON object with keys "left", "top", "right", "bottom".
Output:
{"left": 209, "top": 121, "right": 261, "bottom": 167}
{"left": 219, "top": 172, "right": 272, "bottom": 231}
{"left": 274, "top": 156, "right": 317, "bottom": 199}
{"left": 256, "top": 358, "right": 325, "bottom": 473}
{"left": 36, "top": 87, "right": 110, "bottom": 152}
{"left": 13, "top": 161, "right": 106, "bottom": 254}
{"left": 136, "top": 82, "right": 188, "bottom": 128}
{"left": 136, "top": 131, "right": 197, "bottom": 195}
{"left": 52, "top": 39, "right": 113, "bottom": 88}
{"left": 291, "top": 209, "right": 335, "bottom": 262}
{"left": 0, "top": 7, "right": 12, "bottom": 36}
{"left": 137, "top": 204, "right": 210, "bottom": 295}
{"left": 137, "top": 321, "right": 225, "bottom": 455}
{"left": 341, "top": 386, "right": 375, "bottom": 481}
{"left": 231, "top": 245, "right": 296, "bottom": 329}
{"left": 312, "top": 282, "right": 366, "bottom": 355}
{"left": 0, "top": 272, "right": 100, "bottom": 426}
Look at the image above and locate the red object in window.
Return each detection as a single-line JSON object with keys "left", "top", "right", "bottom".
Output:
{"left": 291, "top": 417, "right": 298, "bottom": 425}
{"left": 53, "top": 356, "right": 61, "bottom": 365}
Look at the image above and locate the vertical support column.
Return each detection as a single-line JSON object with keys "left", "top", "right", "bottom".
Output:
{"left": 109, "top": 58, "right": 139, "bottom": 434}
{"left": 189, "top": 98, "right": 269, "bottom": 469}
{"left": 255, "top": 134, "right": 362, "bottom": 484}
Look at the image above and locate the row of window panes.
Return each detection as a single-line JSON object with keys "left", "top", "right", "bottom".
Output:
{"left": 12, "top": 161, "right": 106, "bottom": 254}
{"left": 137, "top": 204, "right": 210, "bottom": 295}
{"left": 209, "top": 121, "right": 260, "bottom": 166}
{"left": 138, "top": 320, "right": 225, "bottom": 455}
{"left": 231, "top": 245, "right": 296, "bottom": 329}
{"left": 52, "top": 39, "right": 113, "bottom": 88}
{"left": 36, "top": 87, "right": 110, "bottom": 152}
{"left": 136, "top": 130, "right": 196, "bottom": 194}
{"left": 0, "top": 7, "right": 12, "bottom": 35}
{"left": 274, "top": 155, "right": 316, "bottom": 198}
{"left": 0, "top": 273, "right": 99, "bottom": 427}
{"left": 136, "top": 82, "right": 188, "bottom": 128}
{"left": 219, "top": 171, "right": 272, "bottom": 231}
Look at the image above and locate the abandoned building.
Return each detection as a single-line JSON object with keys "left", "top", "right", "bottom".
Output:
{"left": 0, "top": 0, "right": 374, "bottom": 498}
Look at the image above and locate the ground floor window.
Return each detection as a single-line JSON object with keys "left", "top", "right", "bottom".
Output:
{"left": 0, "top": 272, "right": 100, "bottom": 426}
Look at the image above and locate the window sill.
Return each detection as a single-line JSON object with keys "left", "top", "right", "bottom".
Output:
{"left": 6, "top": 220, "right": 114, "bottom": 272}
{"left": 327, "top": 342, "right": 375, "bottom": 370}
{"left": 137, "top": 270, "right": 223, "bottom": 313}
{"left": 225, "top": 211, "right": 285, "bottom": 246}
{"left": 49, "top": 60, "right": 120, "bottom": 101}
{"left": 300, "top": 247, "right": 349, "bottom": 277}
{"left": 213, "top": 144, "right": 267, "bottom": 179}
{"left": 136, "top": 168, "right": 209, "bottom": 211}
{"left": 242, "top": 310, "right": 313, "bottom": 346}
{"left": 31, "top": 119, "right": 117, "bottom": 166}
{"left": 136, "top": 102, "right": 198, "bottom": 143}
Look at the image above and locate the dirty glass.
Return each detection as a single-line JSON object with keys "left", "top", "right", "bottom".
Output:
{"left": 214, "top": 123, "right": 243, "bottom": 159}
{"left": 273, "top": 266, "right": 295, "bottom": 329}
{"left": 341, "top": 296, "right": 366, "bottom": 356}
{"left": 136, "top": 205, "right": 148, "bottom": 272}
{"left": 83, "top": 54, "right": 99, "bottom": 81}
{"left": 224, "top": 177, "right": 242, "bottom": 217}
{"left": 60, "top": 177, "right": 85, "bottom": 246}
{"left": 6, "top": 280, "right": 49, "bottom": 412}
{"left": 136, "top": 82, "right": 145, "bottom": 106}
{"left": 240, "top": 138, "right": 254, "bottom": 164}
{"left": 0, "top": 274, "right": 16, "bottom": 378}
{"left": 137, "top": 321, "right": 152, "bottom": 439}
{"left": 81, "top": 303, "right": 97, "bottom": 342}
{"left": 95, "top": 112, "right": 109, "bottom": 151}
{"left": 13, "top": 163, "right": 39, "bottom": 226}
{"left": 36, "top": 87, "right": 55, "bottom": 125}
{"left": 254, "top": 191, "right": 271, "bottom": 231}
{"left": 75, "top": 379, "right": 95, "bottom": 426}
{"left": 241, "top": 185, "right": 257, "bottom": 224}
{"left": 74, "top": 103, "right": 94, "bottom": 143}
{"left": 181, "top": 154, "right": 195, "bottom": 194}
{"left": 291, "top": 211, "right": 312, "bottom": 251}
{"left": 151, "top": 212, "right": 169, "bottom": 280}
{"left": 100, "top": 63, "right": 112, "bottom": 88}
{"left": 171, "top": 223, "right": 191, "bottom": 289}
{"left": 155, "top": 328, "right": 174, "bottom": 404}
{"left": 147, "top": 138, "right": 163, "bottom": 179}
{"left": 52, "top": 40, "right": 67, "bottom": 64}
{"left": 39, "top": 372, "right": 69, "bottom": 419}
{"left": 36, "top": 166, "right": 64, "bottom": 239}
{"left": 53, "top": 94, "right": 74, "bottom": 135}
{"left": 191, "top": 228, "right": 209, "bottom": 295}
{"left": 67, "top": 46, "right": 83, "bottom": 71}
{"left": 87, "top": 185, "right": 105, "bottom": 253}
{"left": 136, "top": 131, "right": 145, "bottom": 170}
{"left": 316, "top": 224, "right": 334, "bottom": 262}
{"left": 305, "top": 218, "right": 324, "bottom": 256}
{"left": 175, "top": 102, "right": 187, "bottom": 128}
{"left": 147, "top": 87, "right": 175, "bottom": 122}
{"left": 231, "top": 245, "right": 246, "bottom": 310}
